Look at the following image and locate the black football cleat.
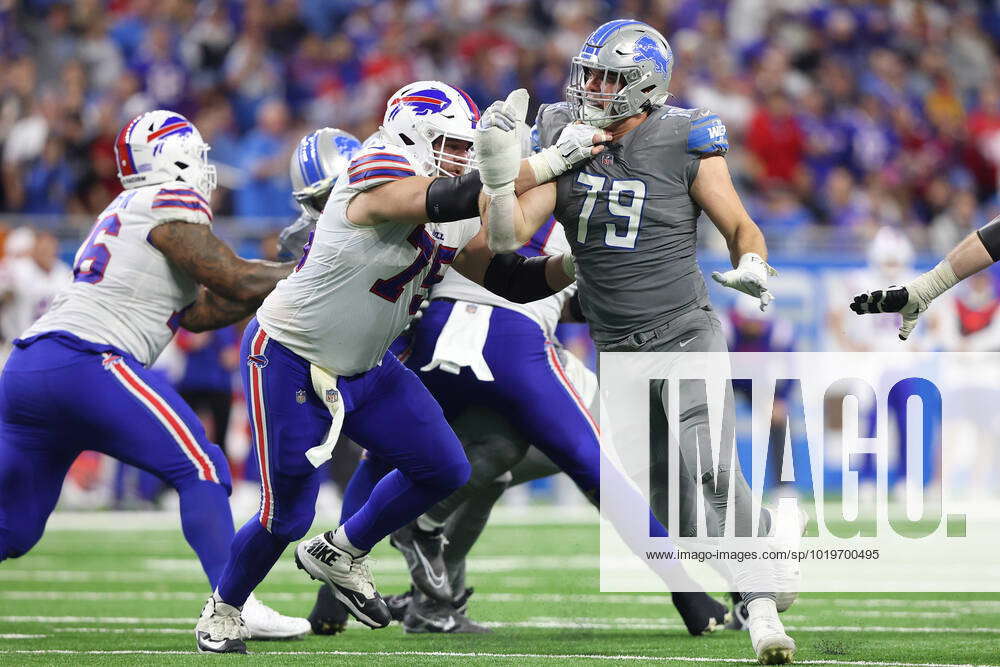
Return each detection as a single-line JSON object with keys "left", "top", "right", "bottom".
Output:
{"left": 402, "top": 590, "right": 491, "bottom": 634}
{"left": 390, "top": 523, "right": 453, "bottom": 603}
{"left": 671, "top": 591, "right": 730, "bottom": 636}
{"left": 726, "top": 591, "right": 750, "bottom": 631}
{"left": 384, "top": 587, "right": 414, "bottom": 623}
{"left": 308, "top": 584, "right": 349, "bottom": 635}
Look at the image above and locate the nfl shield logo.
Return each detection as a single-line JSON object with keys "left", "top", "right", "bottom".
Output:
{"left": 600, "top": 152, "right": 613, "bottom": 167}
{"left": 466, "top": 304, "right": 478, "bottom": 314}
{"left": 295, "top": 389, "right": 306, "bottom": 404}
{"left": 325, "top": 388, "right": 339, "bottom": 404}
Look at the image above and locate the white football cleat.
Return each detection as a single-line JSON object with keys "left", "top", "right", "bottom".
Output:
{"left": 195, "top": 594, "right": 250, "bottom": 654}
{"left": 769, "top": 502, "right": 808, "bottom": 612}
{"left": 747, "top": 598, "right": 796, "bottom": 665}
{"left": 295, "top": 531, "right": 391, "bottom": 628}
{"left": 241, "top": 593, "right": 311, "bottom": 640}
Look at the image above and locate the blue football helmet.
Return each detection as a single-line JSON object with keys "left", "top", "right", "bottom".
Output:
{"left": 289, "top": 127, "right": 362, "bottom": 217}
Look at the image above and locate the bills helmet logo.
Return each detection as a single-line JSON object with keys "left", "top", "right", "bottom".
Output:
{"left": 145, "top": 115, "right": 194, "bottom": 142}
{"left": 388, "top": 88, "right": 453, "bottom": 121}
{"left": 633, "top": 36, "right": 671, "bottom": 75}
{"left": 248, "top": 354, "right": 268, "bottom": 369}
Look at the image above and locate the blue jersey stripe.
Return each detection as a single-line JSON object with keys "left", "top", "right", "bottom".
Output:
{"left": 687, "top": 113, "right": 729, "bottom": 155}
{"left": 156, "top": 189, "right": 209, "bottom": 206}
{"left": 349, "top": 153, "right": 411, "bottom": 169}
{"left": 348, "top": 167, "right": 416, "bottom": 183}
{"left": 152, "top": 199, "right": 210, "bottom": 212}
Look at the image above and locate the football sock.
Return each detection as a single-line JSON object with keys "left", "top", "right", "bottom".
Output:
{"left": 339, "top": 454, "right": 392, "bottom": 524}
{"left": 341, "top": 469, "right": 451, "bottom": 552}
{"left": 330, "top": 526, "right": 365, "bottom": 557}
{"left": 216, "top": 518, "right": 288, "bottom": 607}
{"left": 178, "top": 480, "right": 235, "bottom": 590}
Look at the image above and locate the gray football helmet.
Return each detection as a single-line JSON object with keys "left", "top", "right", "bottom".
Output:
{"left": 566, "top": 20, "right": 674, "bottom": 128}
{"left": 290, "top": 127, "right": 362, "bottom": 218}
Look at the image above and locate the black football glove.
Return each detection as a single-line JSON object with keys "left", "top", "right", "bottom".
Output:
{"left": 850, "top": 285, "right": 926, "bottom": 341}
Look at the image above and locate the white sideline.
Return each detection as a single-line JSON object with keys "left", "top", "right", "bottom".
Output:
{"left": 0, "top": 650, "right": 996, "bottom": 666}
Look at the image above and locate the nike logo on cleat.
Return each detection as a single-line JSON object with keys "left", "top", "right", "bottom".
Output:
{"left": 306, "top": 541, "right": 339, "bottom": 566}
{"left": 412, "top": 543, "right": 447, "bottom": 590}
{"left": 678, "top": 336, "right": 698, "bottom": 348}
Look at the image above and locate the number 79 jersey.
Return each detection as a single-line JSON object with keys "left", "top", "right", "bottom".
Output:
{"left": 21, "top": 182, "right": 211, "bottom": 366}
{"left": 536, "top": 102, "right": 729, "bottom": 345}
{"left": 256, "top": 142, "right": 481, "bottom": 376}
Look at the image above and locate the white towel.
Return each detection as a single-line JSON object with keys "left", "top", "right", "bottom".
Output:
{"left": 305, "top": 364, "right": 345, "bottom": 468}
{"left": 421, "top": 300, "right": 494, "bottom": 381}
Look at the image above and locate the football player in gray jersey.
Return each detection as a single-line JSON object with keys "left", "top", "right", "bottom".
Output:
{"left": 505, "top": 19, "right": 798, "bottom": 665}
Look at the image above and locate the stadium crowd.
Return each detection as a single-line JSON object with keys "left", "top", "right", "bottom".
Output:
{"left": 0, "top": 0, "right": 997, "bottom": 248}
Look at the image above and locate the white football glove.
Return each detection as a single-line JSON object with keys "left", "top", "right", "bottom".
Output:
{"left": 475, "top": 88, "right": 529, "bottom": 197}
{"left": 712, "top": 253, "right": 778, "bottom": 311}
{"left": 528, "top": 123, "right": 610, "bottom": 183}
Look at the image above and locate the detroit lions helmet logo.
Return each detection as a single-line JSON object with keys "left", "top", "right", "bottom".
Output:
{"left": 388, "top": 88, "right": 453, "bottom": 121}
{"left": 633, "top": 35, "right": 671, "bottom": 75}
{"left": 333, "top": 134, "right": 361, "bottom": 156}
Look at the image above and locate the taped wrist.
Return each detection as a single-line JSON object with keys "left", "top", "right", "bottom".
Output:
{"left": 908, "top": 259, "right": 958, "bottom": 304}
{"left": 425, "top": 170, "right": 482, "bottom": 222}
{"left": 977, "top": 215, "right": 1000, "bottom": 262}
{"left": 527, "top": 147, "right": 562, "bottom": 184}
{"left": 483, "top": 253, "right": 556, "bottom": 304}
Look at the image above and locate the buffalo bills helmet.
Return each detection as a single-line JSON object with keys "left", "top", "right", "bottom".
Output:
{"left": 566, "top": 20, "right": 674, "bottom": 128}
{"left": 381, "top": 81, "right": 480, "bottom": 177}
{"left": 114, "top": 110, "right": 217, "bottom": 197}
{"left": 289, "top": 127, "right": 362, "bottom": 218}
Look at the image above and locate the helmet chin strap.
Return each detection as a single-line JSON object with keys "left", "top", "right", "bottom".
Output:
{"left": 581, "top": 104, "right": 618, "bottom": 129}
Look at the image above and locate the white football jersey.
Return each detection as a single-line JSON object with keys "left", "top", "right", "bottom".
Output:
{"left": 433, "top": 218, "right": 576, "bottom": 340}
{"left": 257, "top": 141, "right": 481, "bottom": 376}
{"left": 22, "top": 181, "right": 212, "bottom": 365}
{"left": 0, "top": 256, "right": 72, "bottom": 341}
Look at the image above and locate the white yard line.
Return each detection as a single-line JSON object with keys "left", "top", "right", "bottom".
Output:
{"left": 0, "top": 650, "right": 996, "bottom": 666}
{"left": 6, "top": 614, "right": 1000, "bottom": 636}
{"left": 42, "top": 506, "right": 597, "bottom": 531}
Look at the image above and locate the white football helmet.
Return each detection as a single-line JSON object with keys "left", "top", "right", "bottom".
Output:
{"left": 380, "top": 81, "right": 479, "bottom": 177}
{"left": 290, "top": 127, "right": 362, "bottom": 218}
{"left": 114, "top": 110, "right": 217, "bottom": 197}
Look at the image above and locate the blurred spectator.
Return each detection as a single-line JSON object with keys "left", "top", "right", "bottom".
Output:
{"left": 746, "top": 90, "right": 806, "bottom": 188}
{"left": 0, "top": 229, "right": 71, "bottom": 344}
{"left": 234, "top": 98, "right": 295, "bottom": 221}
{"left": 0, "top": 0, "right": 993, "bottom": 246}
{"left": 175, "top": 327, "right": 239, "bottom": 455}
{"left": 930, "top": 189, "right": 980, "bottom": 256}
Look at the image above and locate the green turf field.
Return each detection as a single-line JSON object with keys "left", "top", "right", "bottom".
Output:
{"left": 1, "top": 511, "right": 998, "bottom": 666}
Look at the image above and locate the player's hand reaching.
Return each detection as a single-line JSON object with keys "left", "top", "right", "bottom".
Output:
{"left": 277, "top": 212, "right": 316, "bottom": 262}
{"left": 711, "top": 252, "right": 777, "bottom": 311}
{"left": 850, "top": 285, "right": 927, "bottom": 341}
{"left": 527, "top": 123, "right": 611, "bottom": 184}
{"left": 476, "top": 88, "right": 529, "bottom": 197}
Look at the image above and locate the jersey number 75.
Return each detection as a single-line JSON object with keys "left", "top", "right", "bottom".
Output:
{"left": 370, "top": 226, "right": 457, "bottom": 315}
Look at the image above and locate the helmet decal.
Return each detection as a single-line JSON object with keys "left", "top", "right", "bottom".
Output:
{"left": 146, "top": 116, "right": 194, "bottom": 142}
{"left": 633, "top": 35, "right": 671, "bottom": 75}
{"left": 114, "top": 110, "right": 216, "bottom": 196}
{"left": 388, "top": 88, "right": 453, "bottom": 120}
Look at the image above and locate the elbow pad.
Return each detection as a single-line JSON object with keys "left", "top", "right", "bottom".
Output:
{"left": 483, "top": 253, "right": 556, "bottom": 304}
{"left": 425, "top": 170, "right": 483, "bottom": 222}
{"left": 977, "top": 215, "right": 1000, "bottom": 262}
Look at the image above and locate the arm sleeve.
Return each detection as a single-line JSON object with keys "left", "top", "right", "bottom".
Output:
{"left": 150, "top": 186, "right": 213, "bottom": 226}
{"left": 684, "top": 108, "right": 730, "bottom": 188}
{"left": 345, "top": 146, "right": 418, "bottom": 192}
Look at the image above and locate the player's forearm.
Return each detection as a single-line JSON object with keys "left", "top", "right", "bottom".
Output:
{"left": 179, "top": 288, "right": 258, "bottom": 333}
{"left": 725, "top": 219, "right": 768, "bottom": 267}
{"left": 479, "top": 191, "right": 524, "bottom": 253}
{"left": 947, "top": 230, "right": 995, "bottom": 280}
{"left": 236, "top": 259, "right": 294, "bottom": 301}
